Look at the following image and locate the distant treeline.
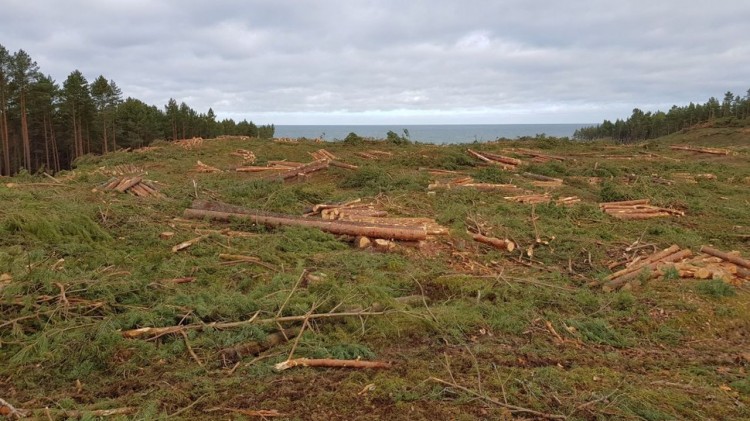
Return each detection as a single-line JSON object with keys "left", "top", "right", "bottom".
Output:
{"left": 574, "top": 89, "right": 750, "bottom": 142}
{"left": 0, "top": 44, "right": 274, "bottom": 175}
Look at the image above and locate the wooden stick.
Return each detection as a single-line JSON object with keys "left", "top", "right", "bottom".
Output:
{"left": 700, "top": 246, "right": 750, "bottom": 269}
{"left": 274, "top": 357, "right": 392, "bottom": 371}
{"left": 121, "top": 310, "right": 389, "bottom": 338}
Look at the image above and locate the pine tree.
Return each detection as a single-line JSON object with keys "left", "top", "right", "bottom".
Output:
{"left": 10, "top": 49, "right": 40, "bottom": 171}
{"left": 0, "top": 45, "right": 11, "bottom": 175}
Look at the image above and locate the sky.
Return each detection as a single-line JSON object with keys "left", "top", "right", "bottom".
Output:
{"left": 1, "top": 0, "right": 749, "bottom": 125}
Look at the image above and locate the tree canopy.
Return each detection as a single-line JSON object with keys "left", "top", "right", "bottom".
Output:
{"left": 0, "top": 43, "right": 274, "bottom": 175}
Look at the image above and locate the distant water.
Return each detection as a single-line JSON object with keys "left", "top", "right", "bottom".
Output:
{"left": 274, "top": 124, "right": 591, "bottom": 144}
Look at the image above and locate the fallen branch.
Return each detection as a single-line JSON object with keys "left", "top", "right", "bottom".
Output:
{"left": 274, "top": 358, "right": 392, "bottom": 371}
{"left": 428, "top": 377, "right": 566, "bottom": 420}
{"left": 220, "top": 327, "right": 300, "bottom": 364}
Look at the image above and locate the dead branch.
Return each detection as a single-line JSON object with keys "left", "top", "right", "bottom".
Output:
{"left": 427, "top": 377, "right": 566, "bottom": 420}
{"left": 274, "top": 358, "right": 392, "bottom": 371}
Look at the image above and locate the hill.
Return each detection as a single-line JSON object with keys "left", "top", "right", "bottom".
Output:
{"left": 1, "top": 130, "right": 749, "bottom": 420}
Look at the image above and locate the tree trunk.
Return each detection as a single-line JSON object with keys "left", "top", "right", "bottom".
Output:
{"left": 20, "top": 93, "right": 31, "bottom": 171}
{"left": 43, "top": 114, "right": 50, "bottom": 170}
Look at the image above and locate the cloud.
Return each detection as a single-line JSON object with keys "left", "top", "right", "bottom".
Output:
{"left": 1, "top": 0, "right": 748, "bottom": 124}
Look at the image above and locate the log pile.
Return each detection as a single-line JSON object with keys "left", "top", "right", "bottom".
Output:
{"left": 100, "top": 176, "right": 165, "bottom": 198}
{"left": 99, "top": 164, "right": 145, "bottom": 176}
{"left": 670, "top": 145, "right": 731, "bottom": 155}
{"left": 601, "top": 245, "right": 692, "bottom": 292}
{"left": 273, "top": 137, "right": 299, "bottom": 144}
{"left": 556, "top": 196, "right": 581, "bottom": 206}
{"left": 467, "top": 148, "right": 522, "bottom": 170}
{"left": 599, "top": 199, "right": 684, "bottom": 219}
{"left": 230, "top": 149, "right": 256, "bottom": 162}
{"left": 306, "top": 200, "right": 448, "bottom": 236}
{"left": 272, "top": 159, "right": 330, "bottom": 181}
{"left": 194, "top": 160, "right": 222, "bottom": 173}
{"left": 309, "top": 148, "right": 337, "bottom": 160}
{"left": 175, "top": 137, "right": 204, "bottom": 149}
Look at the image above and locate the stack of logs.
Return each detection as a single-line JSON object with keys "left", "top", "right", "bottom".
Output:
{"left": 194, "top": 161, "right": 222, "bottom": 173}
{"left": 100, "top": 176, "right": 165, "bottom": 198}
{"left": 175, "top": 137, "right": 203, "bottom": 149}
{"left": 467, "top": 149, "right": 522, "bottom": 170}
{"left": 230, "top": 149, "right": 256, "bottom": 163}
{"left": 306, "top": 200, "right": 448, "bottom": 236}
{"left": 670, "top": 145, "right": 731, "bottom": 155}
{"left": 309, "top": 149, "right": 337, "bottom": 161}
{"left": 599, "top": 199, "right": 684, "bottom": 219}
{"left": 602, "top": 245, "right": 750, "bottom": 291}
{"left": 99, "top": 164, "right": 145, "bottom": 176}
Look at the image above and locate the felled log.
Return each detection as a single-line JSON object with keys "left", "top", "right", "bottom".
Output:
{"left": 274, "top": 358, "right": 392, "bottom": 371}
{"left": 195, "top": 160, "right": 222, "bottom": 173}
{"left": 556, "top": 196, "right": 580, "bottom": 206}
{"left": 355, "top": 152, "right": 378, "bottom": 160}
{"left": 472, "top": 233, "right": 515, "bottom": 252}
{"left": 504, "top": 194, "right": 551, "bottom": 204}
{"left": 599, "top": 199, "right": 650, "bottom": 208}
{"left": 606, "top": 245, "right": 681, "bottom": 281}
{"left": 512, "top": 148, "right": 566, "bottom": 162}
{"left": 273, "top": 159, "right": 330, "bottom": 181}
{"left": 329, "top": 160, "right": 359, "bottom": 170}
{"left": 670, "top": 145, "right": 731, "bottom": 155}
{"left": 268, "top": 160, "right": 305, "bottom": 168}
{"left": 115, "top": 176, "right": 142, "bottom": 193}
{"left": 367, "top": 150, "right": 393, "bottom": 157}
{"left": 479, "top": 151, "right": 522, "bottom": 166}
{"left": 522, "top": 172, "right": 562, "bottom": 183}
{"left": 236, "top": 166, "right": 285, "bottom": 172}
{"left": 184, "top": 200, "right": 428, "bottom": 241}
{"left": 603, "top": 248, "right": 693, "bottom": 292}
{"left": 700, "top": 246, "right": 750, "bottom": 269}
{"left": 428, "top": 181, "right": 522, "bottom": 192}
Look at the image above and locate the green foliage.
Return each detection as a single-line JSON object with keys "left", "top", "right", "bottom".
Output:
{"left": 599, "top": 181, "right": 632, "bottom": 202}
{"left": 386, "top": 130, "right": 410, "bottom": 145}
{"left": 568, "top": 318, "right": 632, "bottom": 347}
{"left": 696, "top": 280, "right": 736, "bottom": 298}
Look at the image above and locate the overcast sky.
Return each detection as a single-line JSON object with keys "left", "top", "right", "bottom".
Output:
{"left": 2, "top": 0, "right": 749, "bottom": 125}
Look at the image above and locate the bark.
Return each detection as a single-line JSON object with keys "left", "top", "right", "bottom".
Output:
{"left": 20, "top": 93, "right": 31, "bottom": 170}
{"left": 274, "top": 358, "right": 392, "bottom": 371}
{"left": 472, "top": 233, "right": 516, "bottom": 252}
{"left": 184, "top": 200, "right": 428, "bottom": 241}
{"left": 700, "top": 246, "right": 750, "bottom": 269}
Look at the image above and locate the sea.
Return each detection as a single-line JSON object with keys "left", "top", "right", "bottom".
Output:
{"left": 274, "top": 124, "right": 591, "bottom": 144}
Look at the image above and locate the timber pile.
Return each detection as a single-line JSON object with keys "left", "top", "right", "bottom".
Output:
{"left": 601, "top": 245, "right": 692, "bottom": 292}
{"left": 273, "top": 137, "right": 298, "bottom": 144}
{"left": 194, "top": 161, "right": 222, "bottom": 173}
{"left": 556, "top": 196, "right": 581, "bottom": 206}
{"left": 100, "top": 176, "right": 165, "bottom": 198}
{"left": 599, "top": 199, "right": 685, "bottom": 220}
{"left": 175, "top": 137, "right": 203, "bottom": 149}
{"left": 309, "top": 148, "right": 337, "bottom": 160}
{"left": 183, "top": 200, "right": 429, "bottom": 241}
{"left": 230, "top": 149, "right": 256, "bottom": 162}
{"left": 236, "top": 161, "right": 304, "bottom": 173}
{"left": 467, "top": 148, "right": 522, "bottom": 169}
{"left": 670, "top": 145, "right": 732, "bottom": 155}
{"left": 99, "top": 164, "right": 145, "bottom": 176}
{"left": 306, "top": 200, "right": 448, "bottom": 236}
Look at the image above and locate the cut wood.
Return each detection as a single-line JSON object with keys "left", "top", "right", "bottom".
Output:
{"left": 274, "top": 358, "right": 392, "bottom": 371}
{"left": 115, "top": 176, "right": 142, "bottom": 193}
{"left": 235, "top": 166, "right": 285, "bottom": 172}
{"left": 512, "top": 148, "right": 567, "bottom": 162}
{"left": 478, "top": 151, "right": 522, "bottom": 166}
{"left": 273, "top": 159, "right": 330, "bottom": 181}
{"left": 329, "top": 160, "right": 358, "bottom": 170}
{"left": 670, "top": 145, "right": 731, "bottom": 155}
{"left": 700, "top": 246, "right": 750, "bottom": 269}
{"left": 599, "top": 199, "right": 651, "bottom": 207}
{"left": 522, "top": 172, "right": 563, "bottom": 183}
{"left": 185, "top": 200, "right": 428, "bottom": 241}
{"left": 355, "top": 236, "right": 372, "bottom": 249}
{"left": 220, "top": 327, "right": 300, "bottom": 363}
{"left": 195, "top": 160, "right": 222, "bottom": 173}
{"left": 606, "top": 245, "right": 681, "bottom": 281}
{"left": 603, "top": 248, "right": 693, "bottom": 292}
{"left": 472, "top": 233, "right": 515, "bottom": 252}
{"left": 172, "top": 235, "right": 207, "bottom": 252}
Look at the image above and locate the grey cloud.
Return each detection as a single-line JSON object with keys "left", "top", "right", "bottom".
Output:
{"left": 1, "top": 0, "right": 748, "bottom": 124}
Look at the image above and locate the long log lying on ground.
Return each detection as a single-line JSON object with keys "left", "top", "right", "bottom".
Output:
{"left": 274, "top": 358, "right": 392, "bottom": 371}
{"left": 599, "top": 199, "right": 651, "bottom": 207}
{"left": 184, "top": 200, "right": 427, "bottom": 241}
{"left": 512, "top": 148, "right": 567, "bottom": 162}
{"left": 606, "top": 245, "right": 681, "bottom": 281}
{"left": 700, "top": 246, "right": 750, "bottom": 269}
{"left": 603, "top": 248, "right": 693, "bottom": 292}
{"left": 522, "top": 172, "right": 563, "bottom": 183}
{"left": 670, "top": 145, "right": 731, "bottom": 155}
{"left": 479, "top": 151, "right": 522, "bottom": 166}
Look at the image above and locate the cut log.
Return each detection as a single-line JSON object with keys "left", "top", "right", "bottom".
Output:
{"left": 236, "top": 166, "right": 285, "bottom": 172}
{"left": 479, "top": 151, "right": 522, "bottom": 166}
{"left": 670, "top": 145, "right": 731, "bottom": 155}
{"left": 700, "top": 246, "right": 750, "bottom": 269}
{"left": 373, "top": 239, "right": 396, "bottom": 251}
{"left": 603, "top": 249, "right": 693, "bottom": 291}
{"left": 606, "top": 245, "right": 681, "bottom": 281}
{"left": 172, "top": 235, "right": 207, "bottom": 252}
{"left": 355, "top": 236, "right": 372, "bottom": 249}
{"left": 274, "top": 358, "right": 392, "bottom": 371}
{"left": 220, "top": 327, "right": 300, "bottom": 363}
{"left": 329, "top": 160, "right": 359, "bottom": 170}
{"left": 472, "top": 233, "right": 515, "bottom": 252}
{"left": 599, "top": 199, "right": 651, "bottom": 208}
{"left": 185, "top": 200, "right": 427, "bottom": 241}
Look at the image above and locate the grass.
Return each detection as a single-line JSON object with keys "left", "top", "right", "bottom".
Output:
{"left": 0, "top": 127, "right": 749, "bottom": 419}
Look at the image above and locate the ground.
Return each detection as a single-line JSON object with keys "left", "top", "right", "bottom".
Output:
{"left": 1, "top": 127, "right": 749, "bottom": 420}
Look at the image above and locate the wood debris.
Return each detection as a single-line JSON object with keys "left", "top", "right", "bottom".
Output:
{"left": 367, "top": 149, "right": 393, "bottom": 157}
{"left": 171, "top": 235, "right": 207, "bottom": 252}
{"left": 309, "top": 148, "right": 337, "bottom": 160}
{"left": 523, "top": 172, "right": 564, "bottom": 188}
{"left": 175, "top": 137, "right": 203, "bottom": 149}
{"left": 428, "top": 177, "right": 526, "bottom": 193}
{"left": 329, "top": 160, "right": 359, "bottom": 170}
{"left": 274, "top": 357, "right": 392, "bottom": 371}
{"left": 354, "top": 151, "right": 379, "bottom": 160}
{"left": 510, "top": 148, "right": 567, "bottom": 162}
{"left": 100, "top": 176, "right": 165, "bottom": 198}
{"left": 230, "top": 149, "right": 256, "bottom": 162}
{"left": 273, "top": 137, "right": 298, "bottom": 144}
{"left": 194, "top": 160, "right": 222, "bottom": 173}
{"left": 272, "top": 159, "right": 330, "bottom": 181}
{"left": 472, "top": 233, "right": 515, "bottom": 252}
{"left": 419, "top": 168, "right": 467, "bottom": 176}
{"left": 670, "top": 145, "right": 731, "bottom": 155}
{"left": 134, "top": 146, "right": 161, "bottom": 153}
{"left": 599, "top": 199, "right": 684, "bottom": 219}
